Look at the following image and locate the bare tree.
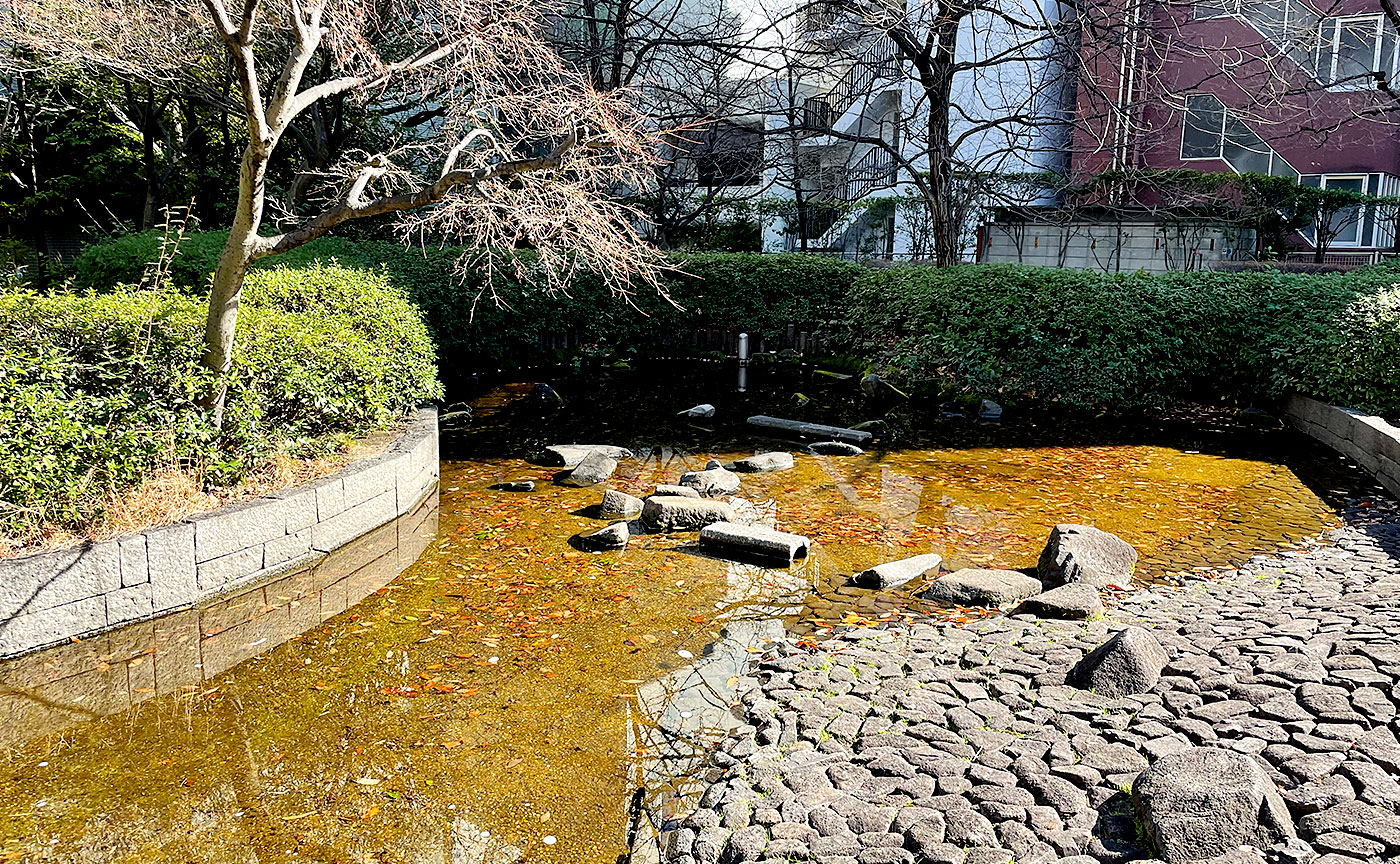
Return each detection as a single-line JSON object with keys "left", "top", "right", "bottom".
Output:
{"left": 3, "top": 0, "right": 664, "bottom": 416}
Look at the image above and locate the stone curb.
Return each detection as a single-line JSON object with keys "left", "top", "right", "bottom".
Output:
{"left": 1284, "top": 394, "right": 1400, "bottom": 499}
{"left": 0, "top": 408, "right": 439, "bottom": 659}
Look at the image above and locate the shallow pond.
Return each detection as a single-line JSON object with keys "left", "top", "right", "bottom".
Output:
{"left": 0, "top": 362, "right": 1369, "bottom": 864}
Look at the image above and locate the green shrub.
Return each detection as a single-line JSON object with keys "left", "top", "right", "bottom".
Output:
{"left": 73, "top": 232, "right": 864, "bottom": 366}
{"left": 849, "top": 262, "right": 1400, "bottom": 415}
{"left": 0, "top": 263, "right": 441, "bottom": 537}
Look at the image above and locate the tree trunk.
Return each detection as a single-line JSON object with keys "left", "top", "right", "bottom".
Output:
{"left": 201, "top": 142, "right": 269, "bottom": 418}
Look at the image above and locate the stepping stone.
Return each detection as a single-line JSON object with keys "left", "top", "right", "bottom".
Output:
{"left": 641, "top": 496, "right": 736, "bottom": 532}
{"left": 808, "top": 441, "right": 864, "bottom": 456}
{"left": 576, "top": 521, "right": 629, "bottom": 551}
{"left": 733, "top": 452, "right": 795, "bottom": 473}
{"left": 854, "top": 553, "right": 943, "bottom": 589}
{"left": 1069, "top": 626, "right": 1168, "bottom": 697}
{"left": 1015, "top": 584, "right": 1103, "bottom": 619}
{"left": 699, "top": 522, "right": 810, "bottom": 565}
{"left": 489, "top": 481, "right": 535, "bottom": 492}
{"left": 558, "top": 450, "right": 617, "bottom": 487}
{"left": 598, "top": 489, "right": 643, "bottom": 518}
{"left": 747, "top": 415, "right": 872, "bottom": 444}
{"left": 540, "top": 443, "right": 632, "bottom": 468}
{"left": 652, "top": 484, "right": 701, "bottom": 499}
{"left": 678, "top": 466, "right": 741, "bottom": 498}
{"left": 920, "top": 569, "right": 1042, "bottom": 607}
{"left": 1038, "top": 524, "right": 1138, "bottom": 589}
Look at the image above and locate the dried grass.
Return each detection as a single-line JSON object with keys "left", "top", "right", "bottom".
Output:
{"left": 0, "top": 429, "right": 398, "bottom": 560}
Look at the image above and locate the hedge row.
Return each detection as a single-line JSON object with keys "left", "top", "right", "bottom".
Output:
{"left": 72, "top": 231, "right": 865, "bottom": 366}
{"left": 847, "top": 263, "right": 1400, "bottom": 416}
{"left": 0, "top": 263, "right": 441, "bottom": 536}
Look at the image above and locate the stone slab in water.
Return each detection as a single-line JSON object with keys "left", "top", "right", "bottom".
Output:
{"left": 489, "top": 481, "right": 535, "bottom": 493}
{"left": 746, "top": 415, "right": 873, "bottom": 445}
{"left": 558, "top": 451, "right": 617, "bottom": 487}
{"left": 678, "top": 466, "right": 741, "bottom": 498}
{"left": 651, "top": 484, "right": 701, "bottom": 499}
{"left": 699, "top": 522, "right": 810, "bottom": 564}
{"left": 920, "top": 568, "right": 1041, "bottom": 607}
{"left": 598, "top": 489, "right": 643, "bottom": 518}
{"left": 576, "top": 521, "right": 629, "bottom": 552}
{"left": 733, "top": 452, "right": 795, "bottom": 473}
{"left": 641, "top": 496, "right": 736, "bottom": 532}
{"left": 853, "top": 552, "right": 942, "bottom": 588}
{"left": 808, "top": 441, "right": 864, "bottom": 456}
{"left": 539, "top": 444, "right": 633, "bottom": 468}
{"left": 1038, "top": 523, "right": 1138, "bottom": 589}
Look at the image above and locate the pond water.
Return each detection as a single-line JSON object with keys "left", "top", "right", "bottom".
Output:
{"left": 0, "top": 361, "right": 1369, "bottom": 864}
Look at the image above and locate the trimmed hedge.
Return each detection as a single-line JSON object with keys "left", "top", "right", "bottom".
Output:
{"left": 848, "top": 263, "right": 1400, "bottom": 415}
{"left": 72, "top": 231, "right": 864, "bottom": 365}
{"left": 0, "top": 263, "right": 441, "bottom": 535}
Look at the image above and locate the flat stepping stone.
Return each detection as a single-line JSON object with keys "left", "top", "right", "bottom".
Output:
{"left": 488, "top": 481, "right": 535, "bottom": 492}
{"left": 651, "top": 484, "right": 701, "bottom": 499}
{"left": 808, "top": 441, "right": 864, "bottom": 456}
{"left": 678, "top": 466, "right": 741, "bottom": 498}
{"left": 733, "top": 452, "right": 795, "bottom": 473}
{"left": 854, "top": 553, "right": 942, "bottom": 589}
{"left": 540, "top": 444, "right": 632, "bottom": 468}
{"left": 576, "top": 521, "right": 629, "bottom": 551}
{"left": 920, "top": 569, "right": 1042, "bottom": 607}
{"left": 699, "top": 522, "right": 810, "bottom": 564}
{"left": 747, "top": 415, "right": 872, "bottom": 444}
{"left": 641, "top": 496, "right": 736, "bottom": 532}
{"left": 1015, "top": 583, "right": 1103, "bottom": 619}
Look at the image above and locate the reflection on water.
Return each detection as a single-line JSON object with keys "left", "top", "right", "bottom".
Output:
{"left": 0, "top": 371, "right": 1370, "bottom": 864}
{"left": 0, "top": 493, "right": 438, "bottom": 750}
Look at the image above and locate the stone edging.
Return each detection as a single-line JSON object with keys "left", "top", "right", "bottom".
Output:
{"left": 0, "top": 408, "right": 439, "bottom": 658}
{"left": 1283, "top": 394, "right": 1400, "bottom": 499}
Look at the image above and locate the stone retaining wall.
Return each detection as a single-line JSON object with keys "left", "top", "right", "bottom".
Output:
{"left": 1284, "top": 394, "right": 1400, "bottom": 499}
{"left": 0, "top": 408, "right": 439, "bottom": 658}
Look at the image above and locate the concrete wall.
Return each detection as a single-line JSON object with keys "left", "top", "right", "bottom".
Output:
{"left": 0, "top": 409, "right": 439, "bottom": 659}
{"left": 1283, "top": 395, "right": 1400, "bottom": 500}
{"left": 980, "top": 221, "right": 1239, "bottom": 272}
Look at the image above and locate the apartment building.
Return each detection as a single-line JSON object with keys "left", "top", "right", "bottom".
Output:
{"left": 980, "top": 0, "right": 1400, "bottom": 270}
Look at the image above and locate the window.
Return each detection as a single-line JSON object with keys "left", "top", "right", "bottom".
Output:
{"left": 1300, "top": 174, "right": 1400, "bottom": 249}
{"left": 693, "top": 124, "right": 764, "bottom": 188}
{"left": 1179, "top": 94, "right": 1298, "bottom": 179}
{"left": 803, "top": 98, "right": 834, "bottom": 131}
{"left": 1317, "top": 15, "right": 1399, "bottom": 88}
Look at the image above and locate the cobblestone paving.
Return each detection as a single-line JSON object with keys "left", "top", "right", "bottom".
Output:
{"left": 662, "top": 498, "right": 1400, "bottom": 864}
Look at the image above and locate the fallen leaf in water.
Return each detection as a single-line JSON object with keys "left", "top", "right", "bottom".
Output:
{"left": 361, "top": 806, "right": 380, "bottom": 819}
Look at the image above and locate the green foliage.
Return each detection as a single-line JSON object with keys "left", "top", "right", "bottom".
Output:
{"left": 0, "top": 264, "right": 441, "bottom": 537}
{"left": 74, "top": 232, "right": 864, "bottom": 365}
{"left": 849, "top": 262, "right": 1400, "bottom": 415}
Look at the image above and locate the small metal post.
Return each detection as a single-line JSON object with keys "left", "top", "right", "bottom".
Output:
{"left": 737, "top": 332, "right": 750, "bottom": 392}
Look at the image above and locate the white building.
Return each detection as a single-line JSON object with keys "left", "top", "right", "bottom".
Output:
{"left": 755, "top": 0, "right": 1079, "bottom": 259}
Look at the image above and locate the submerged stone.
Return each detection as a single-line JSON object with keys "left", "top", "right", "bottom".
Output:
{"left": 678, "top": 466, "right": 741, "bottom": 498}
{"left": 489, "top": 481, "right": 535, "bottom": 493}
{"left": 808, "top": 441, "right": 864, "bottom": 456}
{"left": 577, "top": 521, "right": 630, "bottom": 552}
{"left": 540, "top": 444, "right": 632, "bottom": 468}
{"left": 733, "top": 452, "right": 794, "bottom": 473}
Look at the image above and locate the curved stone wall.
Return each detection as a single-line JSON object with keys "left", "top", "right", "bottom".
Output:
{"left": 1284, "top": 394, "right": 1400, "bottom": 498}
{"left": 0, "top": 409, "right": 439, "bottom": 658}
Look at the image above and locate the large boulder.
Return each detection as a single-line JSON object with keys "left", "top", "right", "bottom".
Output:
{"left": 1132, "top": 748, "right": 1296, "bottom": 863}
{"left": 1038, "top": 524, "right": 1138, "bottom": 588}
{"left": 733, "top": 452, "right": 795, "bottom": 473}
{"left": 642, "top": 496, "right": 737, "bottom": 532}
{"left": 678, "top": 466, "right": 741, "bottom": 498}
{"left": 598, "top": 489, "right": 644, "bottom": 518}
{"left": 1015, "top": 583, "right": 1104, "bottom": 620}
{"left": 1069, "top": 626, "right": 1168, "bottom": 697}
{"left": 539, "top": 444, "right": 632, "bottom": 468}
{"left": 699, "top": 522, "right": 810, "bottom": 564}
{"left": 577, "top": 521, "right": 629, "bottom": 552}
{"left": 853, "top": 553, "right": 942, "bottom": 589}
{"left": 558, "top": 450, "right": 617, "bottom": 487}
{"left": 920, "top": 568, "right": 1042, "bottom": 607}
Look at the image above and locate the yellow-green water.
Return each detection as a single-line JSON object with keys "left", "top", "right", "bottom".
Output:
{"left": 0, "top": 395, "right": 1348, "bottom": 864}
